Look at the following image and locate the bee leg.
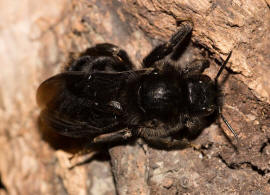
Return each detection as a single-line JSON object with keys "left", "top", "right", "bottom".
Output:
{"left": 68, "top": 129, "right": 133, "bottom": 168}
{"left": 67, "top": 43, "right": 134, "bottom": 72}
{"left": 68, "top": 149, "right": 98, "bottom": 169}
{"left": 92, "top": 129, "right": 133, "bottom": 144}
{"left": 143, "top": 136, "right": 191, "bottom": 149}
{"left": 185, "top": 117, "right": 209, "bottom": 139}
{"left": 183, "top": 59, "right": 210, "bottom": 75}
{"left": 85, "top": 43, "right": 134, "bottom": 70}
{"left": 143, "top": 20, "right": 193, "bottom": 68}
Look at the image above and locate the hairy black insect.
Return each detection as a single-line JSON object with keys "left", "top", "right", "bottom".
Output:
{"left": 37, "top": 20, "right": 238, "bottom": 149}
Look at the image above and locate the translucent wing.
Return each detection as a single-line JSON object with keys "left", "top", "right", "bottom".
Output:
{"left": 40, "top": 109, "right": 107, "bottom": 138}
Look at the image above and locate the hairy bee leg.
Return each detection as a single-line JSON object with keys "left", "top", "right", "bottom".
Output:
{"left": 143, "top": 136, "right": 191, "bottom": 149}
{"left": 93, "top": 129, "right": 133, "bottom": 144}
{"left": 142, "top": 21, "right": 193, "bottom": 68}
{"left": 68, "top": 146, "right": 97, "bottom": 161}
{"left": 85, "top": 43, "right": 134, "bottom": 69}
{"left": 185, "top": 117, "right": 208, "bottom": 138}
{"left": 67, "top": 43, "right": 134, "bottom": 72}
{"left": 68, "top": 130, "right": 133, "bottom": 168}
{"left": 183, "top": 59, "right": 210, "bottom": 75}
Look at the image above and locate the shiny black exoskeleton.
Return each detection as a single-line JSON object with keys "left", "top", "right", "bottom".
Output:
{"left": 37, "top": 20, "right": 237, "bottom": 149}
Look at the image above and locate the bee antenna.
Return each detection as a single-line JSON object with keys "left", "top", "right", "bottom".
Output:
{"left": 215, "top": 50, "right": 232, "bottom": 84}
{"left": 220, "top": 112, "right": 239, "bottom": 140}
{"left": 215, "top": 51, "right": 239, "bottom": 141}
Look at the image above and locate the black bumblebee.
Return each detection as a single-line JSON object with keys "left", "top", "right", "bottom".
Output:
{"left": 37, "top": 20, "right": 238, "bottom": 149}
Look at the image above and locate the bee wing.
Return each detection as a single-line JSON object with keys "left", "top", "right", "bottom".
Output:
{"left": 37, "top": 69, "right": 153, "bottom": 138}
{"left": 40, "top": 109, "right": 105, "bottom": 138}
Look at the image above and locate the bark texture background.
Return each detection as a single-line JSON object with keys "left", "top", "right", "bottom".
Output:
{"left": 1, "top": 0, "right": 270, "bottom": 194}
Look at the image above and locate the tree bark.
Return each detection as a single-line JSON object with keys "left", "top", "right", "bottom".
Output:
{"left": 1, "top": 0, "right": 270, "bottom": 194}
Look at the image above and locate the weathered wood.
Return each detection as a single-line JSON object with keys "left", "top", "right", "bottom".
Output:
{"left": 1, "top": 0, "right": 270, "bottom": 194}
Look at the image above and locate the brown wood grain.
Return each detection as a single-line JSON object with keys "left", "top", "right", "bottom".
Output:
{"left": 1, "top": 0, "right": 270, "bottom": 194}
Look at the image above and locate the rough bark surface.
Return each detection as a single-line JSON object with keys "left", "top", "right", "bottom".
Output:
{"left": 1, "top": 0, "right": 270, "bottom": 194}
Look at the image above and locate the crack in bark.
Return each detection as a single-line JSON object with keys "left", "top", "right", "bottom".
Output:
{"left": 265, "top": 0, "right": 270, "bottom": 10}
{"left": 217, "top": 154, "right": 270, "bottom": 177}
{"left": 109, "top": 160, "right": 119, "bottom": 195}
{"left": 55, "top": 175, "right": 69, "bottom": 195}
{"left": 138, "top": 142, "right": 151, "bottom": 189}
{"left": 0, "top": 174, "right": 7, "bottom": 192}
{"left": 259, "top": 138, "right": 270, "bottom": 153}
